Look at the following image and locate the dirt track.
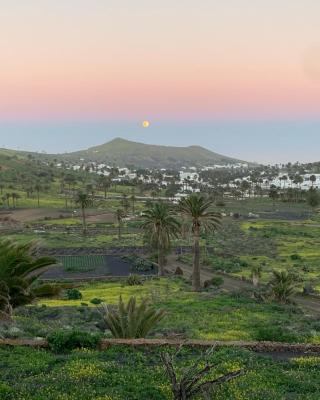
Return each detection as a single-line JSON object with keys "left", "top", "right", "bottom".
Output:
{"left": 167, "top": 256, "right": 320, "bottom": 317}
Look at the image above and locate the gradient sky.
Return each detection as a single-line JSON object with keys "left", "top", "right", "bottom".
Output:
{"left": 0, "top": 1, "right": 320, "bottom": 163}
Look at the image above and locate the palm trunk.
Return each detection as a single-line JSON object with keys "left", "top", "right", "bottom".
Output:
{"left": 192, "top": 226, "right": 201, "bottom": 291}
{"left": 82, "top": 206, "right": 87, "bottom": 234}
{"left": 118, "top": 221, "right": 122, "bottom": 239}
{"left": 158, "top": 246, "right": 165, "bottom": 276}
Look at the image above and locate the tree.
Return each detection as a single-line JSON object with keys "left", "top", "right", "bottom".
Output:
{"left": 269, "top": 185, "right": 279, "bottom": 209}
{"left": 130, "top": 194, "right": 136, "bottom": 214}
{"left": 34, "top": 182, "right": 42, "bottom": 207}
{"left": 251, "top": 264, "right": 262, "bottom": 287}
{"left": 74, "top": 192, "right": 92, "bottom": 234}
{"left": 310, "top": 174, "right": 317, "bottom": 188}
{"left": 306, "top": 188, "right": 320, "bottom": 210}
{"left": 140, "top": 202, "right": 180, "bottom": 276}
{"left": 161, "top": 348, "right": 243, "bottom": 400}
{"left": 100, "top": 296, "right": 166, "bottom": 338}
{"left": 121, "top": 193, "right": 130, "bottom": 214}
{"left": 0, "top": 239, "right": 56, "bottom": 319}
{"left": 269, "top": 270, "right": 297, "bottom": 303}
{"left": 179, "top": 194, "right": 221, "bottom": 291}
{"left": 99, "top": 175, "right": 111, "bottom": 199}
{"left": 115, "top": 208, "right": 125, "bottom": 239}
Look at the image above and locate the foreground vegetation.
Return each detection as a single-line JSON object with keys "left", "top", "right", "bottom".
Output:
{"left": 0, "top": 345, "right": 319, "bottom": 399}
{"left": 1, "top": 278, "right": 318, "bottom": 344}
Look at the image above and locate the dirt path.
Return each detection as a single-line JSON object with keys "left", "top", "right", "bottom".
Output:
{"left": 167, "top": 256, "right": 320, "bottom": 317}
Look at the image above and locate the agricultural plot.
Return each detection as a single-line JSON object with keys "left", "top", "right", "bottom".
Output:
{"left": 58, "top": 255, "right": 106, "bottom": 272}
{"left": 39, "top": 255, "right": 157, "bottom": 280}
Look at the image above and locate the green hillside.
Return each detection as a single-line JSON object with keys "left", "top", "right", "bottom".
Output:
{"left": 61, "top": 138, "right": 246, "bottom": 168}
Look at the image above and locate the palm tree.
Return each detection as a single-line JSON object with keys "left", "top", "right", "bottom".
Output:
{"left": 115, "top": 208, "right": 125, "bottom": 239}
{"left": 121, "top": 193, "right": 130, "bottom": 214}
{"left": 130, "top": 194, "right": 136, "bottom": 214}
{"left": 99, "top": 175, "right": 111, "bottom": 199}
{"left": 269, "top": 270, "right": 297, "bottom": 303}
{"left": 74, "top": 192, "right": 92, "bottom": 234}
{"left": 34, "top": 182, "right": 42, "bottom": 207}
{"left": 251, "top": 264, "right": 262, "bottom": 287}
{"left": 179, "top": 194, "right": 221, "bottom": 291}
{"left": 0, "top": 239, "right": 56, "bottom": 319}
{"left": 310, "top": 174, "right": 317, "bottom": 188}
{"left": 140, "top": 202, "right": 180, "bottom": 276}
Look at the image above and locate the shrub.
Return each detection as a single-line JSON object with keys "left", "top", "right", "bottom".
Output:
{"left": 203, "top": 277, "right": 224, "bottom": 288}
{"left": 290, "top": 254, "right": 302, "bottom": 261}
{"left": 32, "top": 284, "right": 61, "bottom": 298}
{"left": 100, "top": 296, "right": 166, "bottom": 338}
{"left": 47, "top": 330, "right": 102, "bottom": 353}
{"left": 254, "top": 326, "right": 299, "bottom": 343}
{"left": 0, "top": 382, "right": 12, "bottom": 398}
{"left": 90, "top": 298, "right": 103, "bottom": 305}
{"left": 66, "top": 289, "right": 82, "bottom": 300}
{"left": 126, "top": 274, "right": 143, "bottom": 286}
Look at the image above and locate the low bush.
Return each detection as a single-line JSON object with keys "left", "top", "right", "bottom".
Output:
{"left": 32, "top": 284, "right": 62, "bottom": 298}
{"left": 254, "top": 326, "right": 300, "bottom": 343}
{"left": 203, "top": 277, "right": 224, "bottom": 288}
{"left": 66, "top": 289, "right": 82, "bottom": 300}
{"left": 126, "top": 274, "right": 143, "bottom": 286}
{"left": 90, "top": 298, "right": 103, "bottom": 305}
{"left": 47, "top": 330, "right": 102, "bottom": 353}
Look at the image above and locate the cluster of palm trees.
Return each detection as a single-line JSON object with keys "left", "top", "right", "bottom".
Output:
{"left": 1, "top": 192, "right": 20, "bottom": 208}
{"left": 141, "top": 194, "right": 222, "bottom": 291}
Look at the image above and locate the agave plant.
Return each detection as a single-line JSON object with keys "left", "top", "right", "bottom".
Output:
{"left": 269, "top": 270, "right": 297, "bottom": 303}
{"left": 100, "top": 296, "right": 166, "bottom": 338}
{"left": 0, "top": 239, "right": 56, "bottom": 318}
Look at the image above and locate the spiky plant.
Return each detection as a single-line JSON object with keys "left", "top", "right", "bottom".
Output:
{"left": 100, "top": 296, "right": 166, "bottom": 338}
{"left": 0, "top": 239, "right": 56, "bottom": 318}
{"left": 179, "top": 194, "right": 221, "bottom": 291}
{"left": 269, "top": 270, "right": 297, "bottom": 303}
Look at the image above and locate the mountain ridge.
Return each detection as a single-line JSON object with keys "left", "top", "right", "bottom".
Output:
{"left": 64, "top": 137, "right": 248, "bottom": 169}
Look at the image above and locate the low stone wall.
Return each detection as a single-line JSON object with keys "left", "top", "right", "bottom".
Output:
{"left": 1, "top": 338, "right": 320, "bottom": 354}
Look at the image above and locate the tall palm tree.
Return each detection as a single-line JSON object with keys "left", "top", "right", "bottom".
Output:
{"left": 179, "top": 194, "right": 221, "bottom": 291}
{"left": 140, "top": 202, "right": 180, "bottom": 276}
{"left": 0, "top": 239, "right": 56, "bottom": 319}
{"left": 115, "top": 208, "right": 125, "bottom": 240}
{"left": 74, "top": 192, "right": 92, "bottom": 234}
{"left": 310, "top": 174, "right": 317, "bottom": 188}
{"left": 34, "top": 182, "right": 42, "bottom": 207}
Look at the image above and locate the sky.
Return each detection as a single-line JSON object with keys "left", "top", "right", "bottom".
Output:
{"left": 0, "top": 0, "right": 320, "bottom": 163}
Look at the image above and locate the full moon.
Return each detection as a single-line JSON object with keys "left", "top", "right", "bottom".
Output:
{"left": 142, "top": 120, "right": 150, "bottom": 128}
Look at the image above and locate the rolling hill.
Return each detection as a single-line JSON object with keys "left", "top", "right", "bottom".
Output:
{"left": 59, "top": 138, "right": 247, "bottom": 169}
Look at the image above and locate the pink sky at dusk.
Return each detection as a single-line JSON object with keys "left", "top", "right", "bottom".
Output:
{"left": 1, "top": 1, "right": 320, "bottom": 121}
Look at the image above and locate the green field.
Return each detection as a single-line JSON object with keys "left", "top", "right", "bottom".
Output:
{"left": 0, "top": 346, "right": 319, "bottom": 400}
{"left": 2, "top": 278, "right": 318, "bottom": 343}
